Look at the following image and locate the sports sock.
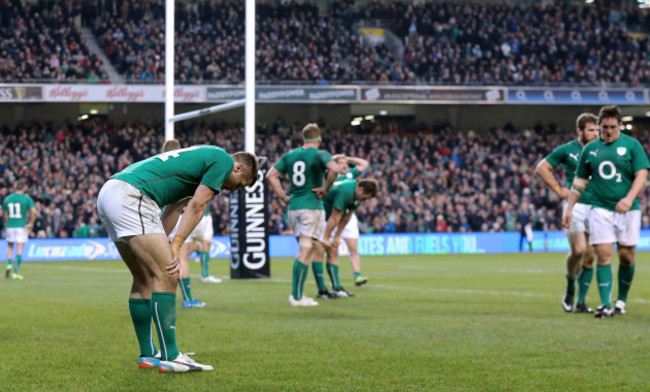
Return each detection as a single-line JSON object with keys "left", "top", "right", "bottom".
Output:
{"left": 576, "top": 266, "right": 593, "bottom": 303}
{"left": 179, "top": 277, "right": 193, "bottom": 302}
{"left": 617, "top": 264, "right": 635, "bottom": 302}
{"left": 6, "top": 259, "right": 11, "bottom": 269}
{"left": 151, "top": 292, "right": 180, "bottom": 361}
{"left": 326, "top": 263, "right": 341, "bottom": 291}
{"left": 353, "top": 272, "right": 361, "bottom": 279}
{"left": 565, "top": 273, "right": 576, "bottom": 293}
{"left": 128, "top": 298, "right": 158, "bottom": 357}
{"left": 312, "top": 261, "right": 327, "bottom": 291}
{"left": 15, "top": 255, "right": 21, "bottom": 274}
{"left": 200, "top": 251, "right": 210, "bottom": 278}
{"left": 292, "top": 259, "right": 309, "bottom": 300}
{"left": 596, "top": 265, "right": 613, "bottom": 308}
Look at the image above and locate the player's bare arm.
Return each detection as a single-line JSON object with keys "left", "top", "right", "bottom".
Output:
{"left": 266, "top": 166, "right": 290, "bottom": 205}
{"left": 347, "top": 157, "right": 369, "bottom": 173}
{"left": 168, "top": 185, "right": 215, "bottom": 274}
{"left": 332, "top": 211, "right": 352, "bottom": 248}
{"left": 160, "top": 199, "right": 190, "bottom": 236}
{"left": 26, "top": 207, "right": 37, "bottom": 230}
{"left": 535, "top": 158, "right": 569, "bottom": 199}
{"left": 616, "top": 168, "right": 648, "bottom": 213}
{"left": 322, "top": 207, "right": 343, "bottom": 248}
{"left": 563, "top": 177, "right": 588, "bottom": 229}
{"left": 313, "top": 161, "right": 340, "bottom": 198}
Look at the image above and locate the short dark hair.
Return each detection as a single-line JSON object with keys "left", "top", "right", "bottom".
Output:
{"left": 162, "top": 139, "right": 181, "bottom": 152}
{"left": 576, "top": 113, "right": 598, "bottom": 130}
{"left": 598, "top": 105, "right": 622, "bottom": 125}
{"left": 232, "top": 151, "right": 260, "bottom": 185}
{"left": 16, "top": 178, "right": 28, "bottom": 191}
{"left": 358, "top": 179, "right": 379, "bottom": 197}
{"left": 302, "top": 123, "right": 321, "bottom": 140}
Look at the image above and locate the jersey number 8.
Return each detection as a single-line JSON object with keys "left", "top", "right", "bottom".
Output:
{"left": 292, "top": 161, "right": 306, "bottom": 186}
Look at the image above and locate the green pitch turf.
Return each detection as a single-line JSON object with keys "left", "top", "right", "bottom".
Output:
{"left": 1, "top": 253, "right": 649, "bottom": 391}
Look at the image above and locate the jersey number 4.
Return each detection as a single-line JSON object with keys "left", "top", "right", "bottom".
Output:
{"left": 157, "top": 146, "right": 199, "bottom": 162}
{"left": 7, "top": 203, "right": 22, "bottom": 219}
{"left": 292, "top": 161, "right": 306, "bottom": 186}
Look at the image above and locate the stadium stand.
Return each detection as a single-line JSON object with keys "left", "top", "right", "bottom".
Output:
{"left": 1, "top": 120, "right": 649, "bottom": 238}
{"left": 2, "top": 1, "right": 647, "bottom": 85}
{"left": 0, "top": 0, "right": 110, "bottom": 83}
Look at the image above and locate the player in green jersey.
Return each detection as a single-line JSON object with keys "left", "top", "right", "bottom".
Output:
{"left": 267, "top": 123, "right": 341, "bottom": 307}
{"left": 313, "top": 179, "right": 378, "bottom": 298}
{"left": 2, "top": 179, "right": 37, "bottom": 280}
{"left": 536, "top": 113, "right": 599, "bottom": 313}
{"left": 161, "top": 140, "right": 216, "bottom": 310}
{"left": 97, "top": 144, "right": 258, "bottom": 372}
{"left": 332, "top": 154, "right": 370, "bottom": 286}
{"left": 564, "top": 105, "right": 649, "bottom": 318}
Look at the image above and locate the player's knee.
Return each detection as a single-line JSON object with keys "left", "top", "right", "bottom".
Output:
{"left": 571, "top": 247, "right": 585, "bottom": 260}
{"left": 618, "top": 251, "right": 635, "bottom": 267}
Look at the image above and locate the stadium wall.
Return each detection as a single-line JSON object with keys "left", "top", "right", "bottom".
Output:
{"left": 5, "top": 231, "right": 650, "bottom": 262}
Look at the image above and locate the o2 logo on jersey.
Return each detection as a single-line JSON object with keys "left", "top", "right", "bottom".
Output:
{"left": 598, "top": 161, "right": 622, "bottom": 183}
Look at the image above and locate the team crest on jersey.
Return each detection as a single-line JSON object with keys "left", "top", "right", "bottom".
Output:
{"left": 617, "top": 147, "right": 626, "bottom": 156}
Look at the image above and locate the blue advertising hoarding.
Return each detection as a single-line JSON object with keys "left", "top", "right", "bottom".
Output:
{"left": 4, "top": 231, "right": 650, "bottom": 261}
{"left": 507, "top": 88, "right": 646, "bottom": 105}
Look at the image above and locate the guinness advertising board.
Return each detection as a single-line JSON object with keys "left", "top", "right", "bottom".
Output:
{"left": 229, "top": 157, "right": 270, "bottom": 278}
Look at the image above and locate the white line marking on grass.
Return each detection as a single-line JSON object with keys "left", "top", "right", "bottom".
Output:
{"left": 25, "top": 265, "right": 650, "bottom": 305}
{"left": 28, "top": 264, "right": 129, "bottom": 274}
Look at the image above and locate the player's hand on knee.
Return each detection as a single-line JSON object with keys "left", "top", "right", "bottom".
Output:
{"left": 166, "top": 255, "right": 182, "bottom": 275}
{"left": 562, "top": 213, "right": 572, "bottom": 229}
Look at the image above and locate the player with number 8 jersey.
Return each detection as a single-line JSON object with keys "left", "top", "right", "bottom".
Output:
{"left": 267, "top": 123, "right": 341, "bottom": 306}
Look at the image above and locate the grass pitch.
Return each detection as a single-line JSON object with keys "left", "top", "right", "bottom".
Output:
{"left": 1, "top": 253, "right": 649, "bottom": 392}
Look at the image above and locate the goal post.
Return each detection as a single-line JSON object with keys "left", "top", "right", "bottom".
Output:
{"left": 164, "top": 0, "right": 270, "bottom": 278}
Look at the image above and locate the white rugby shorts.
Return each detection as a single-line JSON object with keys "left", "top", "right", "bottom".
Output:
{"left": 588, "top": 207, "right": 641, "bottom": 246}
{"left": 288, "top": 209, "right": 325, "bottom": 240}
{"left": 340, "top": 213, "right": 360, "bottom": 239}
{"left": 168, "top": 214, "right": 214, "bottom": 243}
{"left": 562, "top": 201, "right": 591, "bottom": 234}
{"left": 5, "top": 227, "right": 28, "bottom": 243}
{"left": 97, "top": 179, "right": 165, "bottom": 242}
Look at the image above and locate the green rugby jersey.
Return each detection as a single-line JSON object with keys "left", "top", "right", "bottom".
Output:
{"left": 337, "top": 167, "right": 360, "bottom": 181}
{"left": 545, "top": 139, "right": 594, "bottom": 204}
{"left": 575, "top": 133, "right": 649, "bottom": 211}
{"left": 323, "top": 180, "right": 360, "bottom": 219}
{"left": 2, "top": 193, "right": 35, "bottom": 228}
{"left": 112, "top": 146, "right": 233, "bottom": 207}
{"left": 274, "top": 147, "right": 332, "bottom": 210}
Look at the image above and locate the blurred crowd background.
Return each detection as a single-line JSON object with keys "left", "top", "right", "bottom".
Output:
{"left": 1, "top": 0, "right": 647, "bottom": 85}
{"left": 2, "top": 119, "right": 649, "bottom": 238}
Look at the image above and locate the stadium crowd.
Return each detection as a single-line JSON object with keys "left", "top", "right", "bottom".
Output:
{"left": 2, "top": 0, "right": 648, "bottom": 86}
{"left": 0, "top": 0, "right": 110, "bottom": 83}
{"left": 88, "top": 0, "right": 648, "bottom": 86}
{"left": 1, "top": 119, "right": 649, "bottom": 239}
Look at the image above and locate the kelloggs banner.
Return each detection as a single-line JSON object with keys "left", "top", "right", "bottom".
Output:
{"left": 42, "top": 85, "right": 205, "bottom": 102}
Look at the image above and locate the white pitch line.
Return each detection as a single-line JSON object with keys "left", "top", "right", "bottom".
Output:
{"left": 25, "top": 265, "right": 650, "bottom": 304}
